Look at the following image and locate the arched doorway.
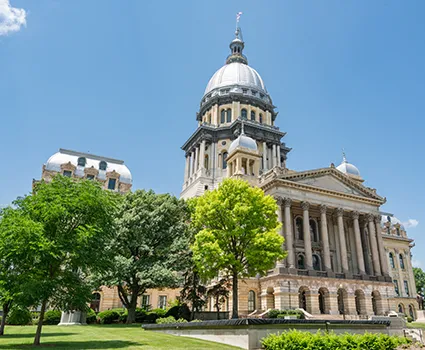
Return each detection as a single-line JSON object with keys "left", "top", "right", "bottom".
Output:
{"left": 337, "top": 288, "right": 347, "bottom": 316}
{"left": 398, "top": 303, "right": 405, "bottom": 314}
{"left": 371, "top": 290, "right": 382, "bottom": 315}
{"left": 90, "top": 292, "right": 101, "bottom": 312}
{"left": 298, "top": 286, "right": 309, "bottom": 311}
{"left": 318, "top": 288, "right": 329, "bottom": 314}
{"left": 355, "top": 290, "right": 366, "bottom": 316}
{"left": 409, "top": 304, "right": 416, "bottom": 320}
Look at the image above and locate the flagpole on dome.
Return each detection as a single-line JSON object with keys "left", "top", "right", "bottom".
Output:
{"left": 235, "top": 12, "right": 243, "bottom": 41}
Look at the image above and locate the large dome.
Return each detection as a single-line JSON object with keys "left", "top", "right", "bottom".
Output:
{"left": 204, "top": 62, "right": 267, "bottom": 96}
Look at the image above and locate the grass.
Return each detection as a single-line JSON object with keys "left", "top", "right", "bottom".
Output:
{"left": 0, "top": 324, "right": 241, "bottom": 349}
{"left": 408, "top": 321, "right": 425, "bottom": 329}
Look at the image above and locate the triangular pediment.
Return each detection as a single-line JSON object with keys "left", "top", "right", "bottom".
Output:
{"left": 278, "top": 168, "right": 384, "bottom": 201}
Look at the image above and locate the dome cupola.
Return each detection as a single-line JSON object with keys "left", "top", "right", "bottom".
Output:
{"left": 336, "top": 152, "right": 362, "bottom": 181}
{"left": 229, "top": 120, "right": 258, "bottom": 154}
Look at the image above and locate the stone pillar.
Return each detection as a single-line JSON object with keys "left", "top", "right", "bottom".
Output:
{"left": 367, "top": 214, "right": 381, "bottom": 276}
{"left": 276, "top": 144, "right": 281, "bottom": 167}
{"left": 306, "top": 291, "right": 320, "bottom": 315}
{"left": 328, "top": 292, "right": 339, "bottom": 315}
{"left": 320, "top": 205, "right": 332, "bottom": 273}
{"left": 260, "top": 289, "right": 274, "bottom": 310}
{"left": 284, "top": 198, "right": 295, "bottom": 269}
{"left": 199, "top": 140, "right": 206, "bottom": 170}
{"left": 336, "top": 208, "right": 349, "bottom": 275}
{"left": 374, "top": 216, "right": 389, "bottom": 277}
{"left": 352, "top": 211, "right": 366, "bottom": 275}
{"left": 189, "top": 151, "right": 195, "bottom": 177}
{"left": 302, "top": 202, "right": 313, "bottom": 270}
{"left": 194, "top": 146, "right": 199, "bottom": 173}
{"left": 275, "top": 197, "right": 285, "bottom": 268}
{"left": 262, "top": 142, "right": 268, "bottom": 171}
{"left": 184, "top": 155, "right": 190, "bottom": 181}
{"left": 272, "top": 144, "right": 277, "bottom": 168}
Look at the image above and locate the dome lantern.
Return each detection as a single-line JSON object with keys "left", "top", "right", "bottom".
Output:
{"left": 226, "top": 28, "right": 248, "bottom": 65}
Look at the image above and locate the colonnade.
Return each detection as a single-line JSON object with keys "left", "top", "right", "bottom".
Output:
{"left": 184, "top": 140, "right": 207, "bottom": 181}
{"left": 262, "top": 142, "right": 282, "bottom": 172}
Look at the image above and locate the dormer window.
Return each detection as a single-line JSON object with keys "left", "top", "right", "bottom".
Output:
{"left": 77, "top": 157, "right": 86, "bottom": 167}
{"left": 63, "top": 170, "right": 72, "bottom": 177}
{"left": 99, "top": 161, "right": 107, "bottom": 171}
{"left": 108, "top": 178, "right": 116, "bottom": 190}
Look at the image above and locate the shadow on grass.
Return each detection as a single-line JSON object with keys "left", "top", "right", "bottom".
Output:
{"left": 0, "top": 340, "right": 140, "bottom": 349}
{"left": 1, "top": 332, "right": 77, "bottom": 339}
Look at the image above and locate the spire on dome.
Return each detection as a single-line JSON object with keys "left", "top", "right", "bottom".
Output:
{"left": 226, "top": 12, "right": 248, "bottom": 65}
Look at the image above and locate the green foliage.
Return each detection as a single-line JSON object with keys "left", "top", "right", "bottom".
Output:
{"left": 7, "top": 306, "right": 32, "bottom": 325}
{"left": 152, "top": 308, "right": 167, "bottom": 317}
{"left": 156, "top": 316, "right": 188, "bottom": 324}
{"left": 165, "top": 304, "right": 191, "bottom": 321}
{"left": 413, "top": 267, "right": 425, "bottom": 293}
{"left": 42, "top": 310, "right": 62, "bottom": 325}
{"left": 262, "top": 330, "right": 410, "bottom": 350}
{"left": 267, "top": 309, "right": 303, "bottom": 319}
{"left": 407, "top": 316, "right": 413, "bottom": 323}
{"left": 86, "top": 309, "right": 97, "bottom": 324}
{"left": 145, "top": 312, "right": 159, "bottom": 323}
{"left": 97, "top": 309, "right": 122, "bottom": 324}
{"left": 191, "top": 179, "right": 286, "bottom": 318}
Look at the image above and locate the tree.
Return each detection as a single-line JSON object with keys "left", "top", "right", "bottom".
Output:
{"left": 191, "top": 178, "right": 286, "bottom": 319}
{"left": 1, "top": 175, "right": 117, "bottom": 345}
{"left": 180, "top": 268, "right": 207, "bottom": 320}
{"left": 101, "top": 190, "right": 190, "bottom": 324}
{"left": 207, "top": 279, "right": 230, "bottom": 320}
{"left": 414, "top": 267, "right": 425, "bottom": 293}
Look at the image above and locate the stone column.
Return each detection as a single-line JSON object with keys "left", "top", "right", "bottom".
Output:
{"left": 374, "top": 216, "right": 389, "bottom": 277}
{"left": 352, "top": 211, "right": 366, "bottom": 275}
{"left": 194, "top": 145, "right": 199, "bottom": 173}
{"left": 272, "top": 144, "right": 277, "bottom": 168}
{"left": 319, "top": 205, "right": 332, "bottom": 273}
{"left": 336, "top": 208, "right": 349, "bottom": 274}
{"left": 305, "top": 291, "right": 320, "bottom": 315}
{"left": 276, "top": 145, "right": 281, "bottom": 167}
{"left": 275, "top": 196, "right": 285, "bottom": 268}
{"left": 284, "top": 198, "right": 295, "bottom": 269}
{"left": 184, "top": 155, "right": 190, "bottom": 181}
{"left": 199, "top": 140, "right": 206, "bottom": 170}
{"left": 189, "top": 151, "right": 195, "bottom": 177}
{"left": 262, "top": 142, "right": 268, "bottom": 171}
{"left": 367, "top": 214, "right": 381, "bottom": 276}
{"left": 302, "top": 202, "right": 313, "bottom": 270}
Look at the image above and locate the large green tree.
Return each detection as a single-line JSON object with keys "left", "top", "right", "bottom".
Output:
{"left": 101, "top": 190, "right": 189, "bottom": 324}
{"left": 191, "top": 178, "right": 286, "bottom": 319}
{"left": 0, "top": 176, "right": 117, "bottom": 345}
{"left": 414, "top": 267, "right": 425, "bottom": 293}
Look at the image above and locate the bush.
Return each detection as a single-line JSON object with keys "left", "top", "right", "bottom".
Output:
{"left": 267, "top": 309, "right": 281, "bottom": 318}
{"left": 267, "top": 309, "right": 303, "bottom": 319}
{"left": 86, "top": 309, "right": 97, "bottom": 324}
{"left": 43, "top": 310, "right": 62, "bottom": 325}
{"left": 156, "top": 316, "right": 188, "bottom": 324}
{"left": 7, "top": 306, "right": 32, "bottom": 325}
{"left": 97, "top": 309, "right": 122, "bottom": 324}
{"left": 262, "top": 330, "right": 410, "bottom": 350}
{"left": 407, "top": 316, "right": 413, "bottom": 323}
{"left": 165, "top": 304, "right": 191, "bottom": 321}
{"left": 145, "top": 312, "right": 159, "bottom": 323}
{"left": 152, "top": 308, "right": 167, "bottom": 317}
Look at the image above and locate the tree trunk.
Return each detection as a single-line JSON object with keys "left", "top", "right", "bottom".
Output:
{"left": 0, "top": 301, "right": 11, "bottom": 336}
{"left": 33, "top": 299, "right": 47, "bottom": 346}
{"left": 231, "top": 273, "right": 238, "bottom": 319}
{"left": 126, "top": 291, "right": 138, "bottom": 324}
{"left": 215, "top": 297, "right": 220, "bottom": 320}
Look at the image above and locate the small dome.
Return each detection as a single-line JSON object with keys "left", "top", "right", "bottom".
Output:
{"left": 229, "top": 133, "right": 258, "bottom": 154}
{"left": 336, "top": 155, "right": 360, "bottom": 176}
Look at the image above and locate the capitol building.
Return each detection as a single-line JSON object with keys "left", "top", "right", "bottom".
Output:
{"left": 38, "top": 28, "right": 418, "bottom": 320}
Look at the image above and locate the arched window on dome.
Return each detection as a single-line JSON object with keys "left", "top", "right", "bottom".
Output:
{"left": 77, "top": 157, "right": 86, "bottom": 167}
{"left": 208, "top": 114, "right": 211, "bottom": 124}
{"left": 220, "top": 110, "right": 226, "bottom": 124}
{"left": 222, "top": 152, "right": 228, "bottom": 169}
{"left": 241, "top": 109, "right": 247, "bottom": 120}
{"left": 251, "top": 111, "right": 255, "bottom": 121}
{"left": 389, "top": 252, "right": 395, "bottom": 269}
{"left": 259, "top": 114, "right": 263, "bottom": 124}
{"left": 399, "top": 254, "right": 405, "bottom": 270}
{"left": 226, "top": 109, "right": 232, "bottom": 123}
{"left": 99, "top": 161, "right": 107, "bottom": 171}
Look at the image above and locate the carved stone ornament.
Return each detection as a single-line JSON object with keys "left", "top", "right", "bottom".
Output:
{"left": 366, "top": 213, "right": 374, "bottom": 222}
{"left": 283, "top": 198, "right": 292, "bottom": 207}
{"left": 351, "top": 211, "right": 360, "bottom": 220}
{"left": 301, "top": 201, "right": 310, "bottom": 211}
{"left": 274, "top": 196, "right": 284, "bottom": 206}
{"left": 335, "top": 208, "right": 344, "bottom": 217}
{"left": 319, "top": 205, "right": 327, "bottom": 214}
{"left": 374, "top": 215, "right": 381, "bottom": 224}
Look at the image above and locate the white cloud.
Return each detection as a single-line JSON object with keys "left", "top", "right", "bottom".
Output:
{"left": 0, "top": 0, "right": 26, "bottom": 36}
{"left": 403, "top": 219, "right": 419, "bottom": 229}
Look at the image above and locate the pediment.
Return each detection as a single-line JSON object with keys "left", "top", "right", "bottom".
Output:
{"left": 295, "top": 174, "right": 365, "bottom": 196}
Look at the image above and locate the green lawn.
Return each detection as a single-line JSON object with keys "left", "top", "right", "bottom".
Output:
{"left": 0, "top": 324, "right": 241, "bottom": 349}
{"left": 408, "top": 321, "right": 425, "bottom": 329}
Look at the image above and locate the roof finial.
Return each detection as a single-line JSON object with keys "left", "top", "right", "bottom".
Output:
{"left": 342, "top": 148, "right": 347, "bottom": 163}
{"left": 236, "top": 12, "right": 243, "bottom": 37}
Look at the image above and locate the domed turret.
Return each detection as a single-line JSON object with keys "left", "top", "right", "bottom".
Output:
{"left": 229, "top": 121, "right": 258, "bottom": 154}
{"left": 336, "top": 152, "right": 363, "bottom": 182}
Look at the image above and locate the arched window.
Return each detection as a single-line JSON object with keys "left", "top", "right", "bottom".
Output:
{"left": 241, "top": 109, "right": 247, "bottom": 119}
{"left": 295, "top": 217, "right": 303, "bottom": 240}
{"left": 220, "top": 110, "right": 226, "bottom": 124}
{"left": 248, "top": 291, "right": 256, "bottom": 312}
{"left": 399, "top": 254, "right": 405, "bottom": 269}
{"left": 222, "top": 152, "right": 228, "bottom": 169}
{"left": 298, "top": 254, "right": 305, "bottom": 269}
{"left": 226, "top": 109, "right": 232, "bottom": 123}
{"left": 77, "top": 157, "right": 86, "bottom": 167}
{"left": 250, "top": 111, "right": 255, "bottom": 121}
{"left": 389, "top": 253, "right": 395, "bottom": 268}
{"left": 99, "top": 161, "right": 107, "bottom": 171}
{"left": 310, "top": 219, "right": 319, "bottom": 242}
{"left": 204, "top": 155, "right": 209, "bottom": 170}
{"left": 313, "top": 254, "right": 321, "bottom": 271}
{"left": 259, "top": 114, "right": 263, "bottom": 123}
{"left": 409, "top": 305, "right": 415, "bottom": 320}
{"left": 398, "top": 304, "right": 404, "bottom": 314}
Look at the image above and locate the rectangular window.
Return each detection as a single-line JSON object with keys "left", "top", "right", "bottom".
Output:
{"left": 394, "top": 280, "right": 399, "bottom": 296}
{"left": 404, "top": 281, "right": 410, "bottom": 296}
{"left": 108, "top": 178, "right": 116, "bottom": 190}
{"left": 158, "top": 295, "right": 167, "bottom": 309}
{"left": 86, "top": 175, "right": 95, "bottom": 180}
{"left": 63, "top": 170, "right": 72, "bottom": 177}
{"left": 141, "top": 295, "right": 150, "bottom": 309}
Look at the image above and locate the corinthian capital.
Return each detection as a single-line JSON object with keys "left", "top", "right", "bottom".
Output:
{"left": 351, "top": 211, "right": 360, "bottom": 220}
{"left": 335, "top": 208, "right": 344, "bottom": 217}
{"left": 283, "top": 198, "right": 292, "bottom": 207}
{"left": 374, "top": 215, "right": 381, "bottom": 224}
{"left": 319, "top": 205, "right": 327, "bottom": 215}
{"left": 274, "top": 196, "right": 284, "bottom": 206}
{"left": 366, "top": 213, "right": 374, "bottom": 222}
{"left": 301, "top": 201, "right": 310, "bottom": 211}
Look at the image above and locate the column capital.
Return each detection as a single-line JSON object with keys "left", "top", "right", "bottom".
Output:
{"left": 374, "top": 215, "right": 381, "bottom": 224}
{"left": 319, "top": 204, "right": 327, "bottom": 214}
{"left": 301, "top": 201, "right": 310, "bottom": 211}
{"left": 351, "top": 211, "right": 360, "bottom": 220}
{"left": 366, "top": 213, "right": 375, "bottom": 222}
{"left": 274, "top": 196, "right": 284, "bottom": 206}
{"left": 283, "top": 198, "right": 292, "bottom": 207}
{"left": 335, "top": 208, "right": 344, "bottom": 217}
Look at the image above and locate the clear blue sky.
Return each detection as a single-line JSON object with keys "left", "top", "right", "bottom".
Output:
{"left": 1, "top": 1, "right": 424, "bottom": 263}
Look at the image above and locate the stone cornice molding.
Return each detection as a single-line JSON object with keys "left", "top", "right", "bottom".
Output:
{"left": 60, "top": 162, "right": 76, "bottom": 171}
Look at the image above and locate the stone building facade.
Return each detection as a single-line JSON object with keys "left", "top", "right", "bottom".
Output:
{"left": 180, "top": 27, "right": 418, "bottom": 319}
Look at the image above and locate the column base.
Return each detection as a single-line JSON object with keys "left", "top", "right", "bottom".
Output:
{"left": 288, "top": 267, "right": 298, "bottom": 275}
{"left": 384, "top": 275, "right": 393, "bottom": 283}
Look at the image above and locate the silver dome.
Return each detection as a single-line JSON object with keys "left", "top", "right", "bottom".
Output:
{"left": 229, "top": 133, "right": 258, "bottom": 154}
{"left": 336, "top": 156, "right": 360, "bottom": 176}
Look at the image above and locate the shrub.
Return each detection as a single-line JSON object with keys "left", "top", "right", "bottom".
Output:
{"left": 7, "top": 306, "right": 32, "bottom": 325}
{"left": 165, "top": 304, "right": 191, "bottom": 321}
{"left": 190, "top": 319, "right": 202, "bottom": 322}
{"left": 97, "top": 309, "right": 121, "bottom": 324}
{"left": 145, "top": 312, "right": 159, "bottom": 323}
{"left": 262, "top": 330, "right": 410, "bottom": 350}
{"left": 267, "top": 309, "right": 281, "bottom": 318}
{"left": 407, "top": 316, "right": 413, "bottom": 323}
{"left": 152, "top": 308, "right": 167, "bottom": 317}
{"left": 43, "top": 310, "right": 62, "bottom": 325}
{"left": 135, "top": 308, "right": 147, "bottom": 323}
{"left": 156, "top": 316, "right": 188, "bottom": 324}
{"left": 86, "top": 309, "right": 97, "bottom": 324}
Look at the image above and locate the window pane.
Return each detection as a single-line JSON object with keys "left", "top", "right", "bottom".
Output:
{"left": 158, "top": 296, "right": 167, "bottom": 309}
{"left": 108, "top": 178, "right": 116, "bottom": 190}
{"left": 251, "top": 111, "right": 255, "bottom": 121}
{"left": 226, "top": 109, "right": 232, "bottom": 122}
{"left": 220, "top": 110, "right": 225, "bottom": 123}
{"left": 241, "top": 109, "right": 247, "bottom": 119}
{"left": 99, "top": 161, "right": 107, "bottom": 171}
{"left": 63, "top": 170, "right": 72, "bottom": 177}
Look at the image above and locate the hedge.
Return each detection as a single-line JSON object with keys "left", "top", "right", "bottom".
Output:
{"left": 86, "top": 309, "right": 97, "bottom": 324}
{"left": 262, "top": 330, "right": 410, "bottom": 350}
{"left": 7, "top": 306, "right": 32, "bottom": 325}
{"left": 267, "top": 309, "right": 303, "bottom": 319}
{"left": 43, "top": 310, "right": 62, "bottom": 325}
{"left": 156, "top": 316, "right": 188, "bottom": 324}
{"left": 97, "top": 309, "right": 123, "bottom": 324}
